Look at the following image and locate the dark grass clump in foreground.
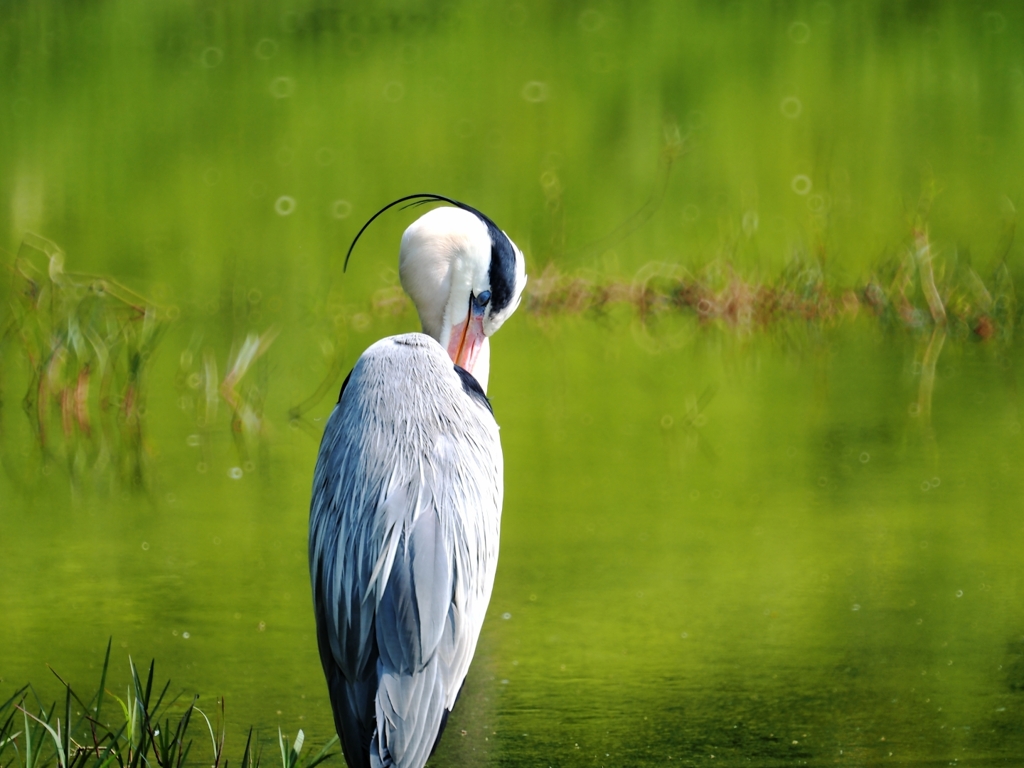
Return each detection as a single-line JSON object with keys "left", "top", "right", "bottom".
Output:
{"left": 0, "top": 641, "right": 337, "bottom": 768}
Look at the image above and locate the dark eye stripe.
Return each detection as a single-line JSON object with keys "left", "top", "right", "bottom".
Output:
{"left": 485, "top": 222, "right": 517, "bottom": 314}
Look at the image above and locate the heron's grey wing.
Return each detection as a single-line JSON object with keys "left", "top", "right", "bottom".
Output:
{"left": 368, "top": 412, "right": 502, "bottom": 767}
{"left": 371, "top": 501, "right": 453, "bottom": 768}
{"left": 310, "top": 391, "right": 381, "bottom": 768}
{"left": 311, "top": 358, "right": 414, "bottom": 766}
{"left": 310, "top": 335, "right": 502, "bottom": 768}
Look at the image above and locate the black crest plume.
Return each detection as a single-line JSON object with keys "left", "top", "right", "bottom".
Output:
{"left": 343, "top": 193, "right": 502, "bottom": 272}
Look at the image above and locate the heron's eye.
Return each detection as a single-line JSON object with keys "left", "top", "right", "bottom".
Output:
{"left": 474, "top": 290, "right": 491, "bottom": 307}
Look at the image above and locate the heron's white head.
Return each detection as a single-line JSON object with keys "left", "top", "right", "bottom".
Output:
{"left": 396, "top": 205, "right": 526, "bottom": 393}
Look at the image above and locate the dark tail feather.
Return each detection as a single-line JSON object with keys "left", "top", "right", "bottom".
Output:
{"left": 329, "top": 669, "right": 376, "bottom": 768}
{"left": 315, "top": 599, "right": 377, "bottom": 768}
{"left": 429, "top": 678, "right": 465, "bottom": 757}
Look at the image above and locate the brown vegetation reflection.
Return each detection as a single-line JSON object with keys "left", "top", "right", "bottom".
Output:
{"left": 3, "top": 215, "right": 1016, "bottom": 489}
{"left": 175, "top": 326, "right": 279, "bottom": 477}
{"left": 528, "top": 226, "right": 1013, "bottom": 343}
{"left": 1, "top": 234, "right": 280, "bottom": 489}
{"left": 0, "top": 234, "right": 168, "bottom": 489}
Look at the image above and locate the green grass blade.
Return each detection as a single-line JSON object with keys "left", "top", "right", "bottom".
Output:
{"left": 17, "top": 704, "right": 67, "bottom": 768}
{"left": 0, "top": 687, "right": 28, "bottom": 764}
{"left": 239, "top": 726, "right": 255, "bottom": 768}
{"left": 278, "top": 727, "right": 288, "bottom": 768}
{"left": 301, "top": 735, "right": 339, "bottom": 768}
{"left": 46, "top": 665, "right": 92, "bottom": 737}
{"left": 93, "top": 723, "right": 129, "bottom": 768}
{"left": 24, "top": 707, "right": 34, "bottom": 768}
{"left": 93, "top": 638, "right": 113, "bottom": 724}
{"left": 106, "top": 690, "right": 131, "bottom": 733}
{"left": 63, "top": 684, "right": 71, "bottom": 768}
{"left": 176, "top": 737, "right": 193, "bottom": 768}
{"left": 6, "top": 651, "right": 336, "bottom": 768}
{"left": 193, "top": 704, "right": 220, "bottom": 763}
{"left": 0, "top": 686, "right": 29, "bottom": 714}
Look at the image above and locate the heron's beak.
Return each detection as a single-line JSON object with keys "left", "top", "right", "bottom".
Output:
{"left": 447, "top": 306, "right": 486, "bottom": 376}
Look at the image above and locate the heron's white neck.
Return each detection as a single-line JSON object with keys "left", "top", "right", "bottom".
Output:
{"left": 467, "top": 339, "right": 490, "bottom": 392}
{"left": 399, "top": 207, "right": 493, "bottom": 391}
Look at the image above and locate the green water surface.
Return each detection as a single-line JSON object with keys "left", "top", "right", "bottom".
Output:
{"left": 3, "top": 2, "right": 1024, "bottom": 766}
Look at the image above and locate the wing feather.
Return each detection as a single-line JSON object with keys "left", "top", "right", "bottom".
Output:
{"left": 309, "top": 334, "right": 502, "bottom": 768}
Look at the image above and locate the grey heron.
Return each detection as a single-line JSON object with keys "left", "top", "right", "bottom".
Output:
{"left": 309, "top": 195, "right": 527, "bottom": 768}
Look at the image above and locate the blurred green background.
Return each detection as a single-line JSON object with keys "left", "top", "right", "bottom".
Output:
{"left": 2, "top": 1, "right": 1024, "bottom": 766}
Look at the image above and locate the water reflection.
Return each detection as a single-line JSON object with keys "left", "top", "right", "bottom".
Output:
{"left": 6, "top": 229, "right": 990, "bottom": 496}
{"left": 175, "top": 327, "right": 278, "bottom": 472}
{"left": 0, "top": 235, "right": 168, "bottom": 489}
{"left": 5, "top": 305, "right": 1022, "bottom": 764}
{"left": 3, "top": 0, "right": 1024, "bottom": 763}
{"left": 917, "top": 326, "right": 946, "bottom": 425}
